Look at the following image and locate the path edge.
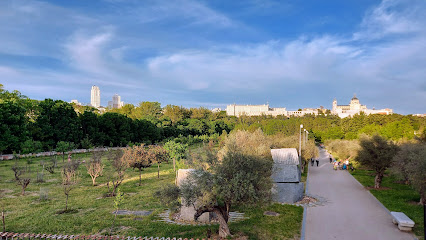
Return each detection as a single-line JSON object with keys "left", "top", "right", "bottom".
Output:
{"left": 300, "top": 163, "right": 309, "bottom": 240}
{"left": 346, "top": 169, "right": 419, "bottom": 240}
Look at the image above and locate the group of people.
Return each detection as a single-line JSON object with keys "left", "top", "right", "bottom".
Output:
{"left": 330, "top": 155, "right": 351, "bottom": 171}
{"left": 310, "top": 158, "right": 319, "bottom": 167}
{"left": 310, "top": 155, "right": 352, "bottom": 171}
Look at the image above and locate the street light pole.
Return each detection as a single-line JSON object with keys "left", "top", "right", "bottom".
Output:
{"left": 299, "top": 124, "right": 303, "bottom": 165}
{"left": 306, "top": 131, "right": 309, "bottom": 143}
{"left": 303, "top": 129, "right": 306, "bottom": 147}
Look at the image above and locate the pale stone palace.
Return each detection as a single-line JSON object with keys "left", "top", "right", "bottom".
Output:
{"left": 332, "top": 95, "right": 392, "bottom": 118}
{"left": 226, "top": 104, "right": 320, "bottom": 117}
{"left": 226, "top": 95, "right": 393, "bottom": 118}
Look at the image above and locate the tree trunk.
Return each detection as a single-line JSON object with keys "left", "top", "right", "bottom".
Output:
{"left": 92, "top": 176, "right": 96, "bottom": 186}
{"left": 173, "top": 158, "right": 176, "bottom": 172}
{"left": 374, "top": 172, "right": 383, "bottom": 189}
{"left": 110, "top": 212, "right": 117, "bottom": 235}
{"left": 139, "top": 169, "right": 142, "bottom": 186}
{"left": 21, "top": 186, "right": 25, "bottom": 196}
{"left": 157, "top": 163, "right": 160, "bottom": 178}
{"left": 1, "top": 209, "right": 5, "bottom": 232}
{"left": 65, "top": 194, "right": 69, "bottom": 211}
{"left": 213, "top": 208, "right": 231, "bottom": 238}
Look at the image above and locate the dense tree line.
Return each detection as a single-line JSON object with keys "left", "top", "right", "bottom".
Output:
{"left": 233, "top": 112, "right": 425, "bottom": 143}
{"left": 1, "top": 84, "right": 424, "bottom": 154}
{"left": 0, "top": 86, "right": 234, "bottom": 154}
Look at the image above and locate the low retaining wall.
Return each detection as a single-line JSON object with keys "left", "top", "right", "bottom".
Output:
{"left": 0, "top": 232, "right": 217, "bottom": 240}
{"left": 0, "top": 147, "right": 125, "bottom": 160}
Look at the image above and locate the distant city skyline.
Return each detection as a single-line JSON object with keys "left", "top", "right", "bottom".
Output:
{"left": 0, "top": 0, "right": 425, "bottom": 114}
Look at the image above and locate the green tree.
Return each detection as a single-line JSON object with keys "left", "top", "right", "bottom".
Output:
{"left": 79, "top": 110, "right": 101, "bottom": 146}
{"left": 190, "top": 107, "right": 211, "bottom": 119}
{"left": 135, "top": 101, "right": 162, "bottom": 119}
{"left": 163, "top": 105, "right": 189, "bottom": 125}
{"left": 56, "top": 141, "right": 75, "bottom": 163}
{"left": 164, "top": 140, "right": 187, "bottom": 172}
{"left": 21, "top": 139, "right": 43, "bottom": 154}
{"left": 356, "top": 135, "right": 399, "bottom": 188}
{"left": 177, "top": 150, "right": 272, "bottom": 238}
{"left": 34, "top": 99, "right": 82, "bottom": 150}
{"left": 0, "top": 101, "right": 28, "bottom": 153}
{"left": 392, "top": 142, "right": 426, "bottom": 204}
{"left": 111, "top": 187, "right": 124, "bottom": 234}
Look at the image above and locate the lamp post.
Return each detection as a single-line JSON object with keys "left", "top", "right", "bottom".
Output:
{"left": 299, "top": 124, "right": 303, "bottom": 165}
{"left": 303, "top": 129, "right": 306, "bottom": 147}
{"left": 306, "top": 131, "right": 309, "bottom": 143}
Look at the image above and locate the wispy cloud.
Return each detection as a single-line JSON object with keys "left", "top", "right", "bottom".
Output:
{"left": 354, "top": 0, "right": 426, "bottom": 40}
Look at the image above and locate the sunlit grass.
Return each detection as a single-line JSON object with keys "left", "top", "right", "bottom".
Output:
{"left": 351, "top": 169, "right": 424, "bottom": 240}
{"left": 0, "top": 153, "right": 303, "bottom": 239}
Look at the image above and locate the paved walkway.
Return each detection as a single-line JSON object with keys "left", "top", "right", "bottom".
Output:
{"left": 304, "top": 148, "right": 415, "bottom": 240}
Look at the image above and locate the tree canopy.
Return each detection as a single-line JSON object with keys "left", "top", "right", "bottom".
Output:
{"left": 356, "top": 135, "right": 399, "bottom": 188}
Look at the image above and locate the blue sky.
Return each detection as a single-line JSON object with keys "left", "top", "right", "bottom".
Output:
{"left": 1, "top": 0, "right": 425, "bottom": 114}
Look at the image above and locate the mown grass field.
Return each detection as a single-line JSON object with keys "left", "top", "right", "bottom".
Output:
{"left": 0, "top": 152, "right": 303, "bottom": 239}
{"left": 351, "top": 168, "right": 424, "bottom": 240}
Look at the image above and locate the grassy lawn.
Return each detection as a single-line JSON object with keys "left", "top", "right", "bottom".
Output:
{"left": 0, "top": 153, "right": 303, "bottom": 239}
{"left": 351, "top": 168, "right": 424, "bottom": 240}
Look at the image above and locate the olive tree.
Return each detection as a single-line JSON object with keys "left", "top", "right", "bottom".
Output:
{"left": 159, "top": 148, "right": 273, "bottom": 238}
{"left": 356, "top": 135, "right": 398, "bottom": 189}
{"left": 392, "top": 142, "right": 426, "bottom": 204}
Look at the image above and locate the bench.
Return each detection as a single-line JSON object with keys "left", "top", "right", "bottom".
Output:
{"left": 390, "top": 212, "right": 415, "bottom": 231}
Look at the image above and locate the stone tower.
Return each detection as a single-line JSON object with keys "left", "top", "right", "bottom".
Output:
{"left": 349, "top": 94, "right": 361, "bottom": 110}
{"left": 332, "top": 98, "right": 337, "bottom": 112}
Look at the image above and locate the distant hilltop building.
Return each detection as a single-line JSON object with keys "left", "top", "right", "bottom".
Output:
{"left": 226, "top": 104, "right": 320, "bottom": 117}
{"left": 108, "top": 94, "right": 124, "bottom": 109}
{"left": 90, "top": 85, "right": 101, "bottom": 108}
{"left": 332, "top": 95, "right": 392, "bottom": 118}
{"left": 70, "top": 99, "right": 82, "bottom": 106}
{"left": 226, "top": 104, "right": 287, "bottom": 117}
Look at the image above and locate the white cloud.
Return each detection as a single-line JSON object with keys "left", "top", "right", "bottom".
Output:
{"left": 146, "top": 37, "right": 362, "bottom": 91}
{"left": 354, "top": 0, "right": 426, "bottom": 40}
{"left": 134, "top": 0, "right": 234, "bottom": 28}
